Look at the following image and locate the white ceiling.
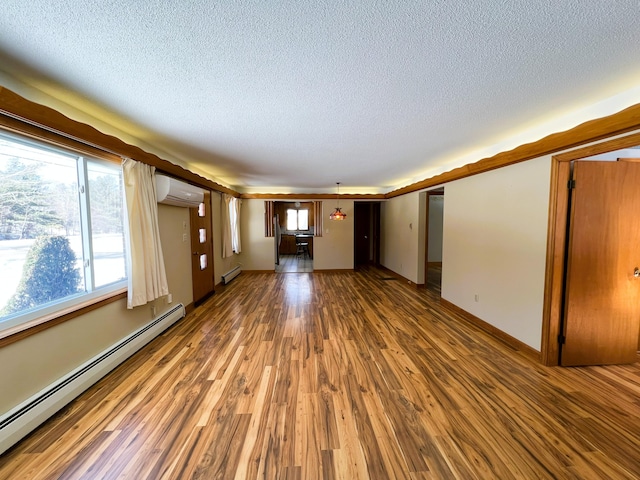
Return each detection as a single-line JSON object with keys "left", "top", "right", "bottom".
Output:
{"left": 1, "top": 1, "right": 640, "bottom": 193}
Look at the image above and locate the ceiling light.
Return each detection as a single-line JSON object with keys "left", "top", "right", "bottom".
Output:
{"left": 329, "top": 182, "right": 347, "bottom": 221}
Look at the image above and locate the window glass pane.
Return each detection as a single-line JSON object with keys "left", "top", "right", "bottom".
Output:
{"left": 0, "top": 136, "right": 85, "bottom": 320}
{"left": 87, "top": 161, "right": 126, "bottom": 288}
{"left": 298, "top": 209, "right": 309, "bottom": 230}
{"left": 198, "top": 202, "right": 205, "bottom": 217}
{"left": 286, "top": 209, "right": 297, "bottom": 230}
{"left": 199, "top": 228, "right": 206, "bottom": 243}
{"left": 199, "top": 254, "right": 207, "bottom": 270}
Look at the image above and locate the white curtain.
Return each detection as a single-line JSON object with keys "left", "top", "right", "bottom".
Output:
{"left": 221, "top": 193, "right": 234, "bottom": 258}
{"left": 122, "top": 158, "right": 169, "bottom": 309}
{"left": 231, "top": 197, "right": 242, "bottom": 254}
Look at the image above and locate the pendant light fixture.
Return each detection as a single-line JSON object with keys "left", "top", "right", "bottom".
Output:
{"left": 329, "top": 182, "right": 347, "bottom": 221}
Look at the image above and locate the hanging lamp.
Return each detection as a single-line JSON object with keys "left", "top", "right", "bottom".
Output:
{"left": 329, "top": 182, "right": 347, "bottom": 220}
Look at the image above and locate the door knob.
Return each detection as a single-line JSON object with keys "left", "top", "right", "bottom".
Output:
{"left": 634, "top": 267, "right": 640, "bottom": 278}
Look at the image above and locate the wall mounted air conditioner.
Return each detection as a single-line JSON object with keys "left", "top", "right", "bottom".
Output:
{"left": 156, "top": 174, "right": 204, "bottom": 207}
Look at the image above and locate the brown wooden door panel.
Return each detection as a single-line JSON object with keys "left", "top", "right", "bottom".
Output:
{"left": 354, "top": 203, "right": 371, "bottom": 266}
{"left": 190, "top": 191, "right": 214, "bottom": 304}
{"left": 561, "top": 161, "right": 640, "bottom": 366}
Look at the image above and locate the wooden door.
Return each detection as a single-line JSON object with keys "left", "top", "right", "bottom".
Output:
{"left": 561, "top": 161, "right": 640, "bottom": 366}
{"left": 354, "top": 203, "right": 371, "bottom": 266}
{"left": 190, "top": 191, "right": 214, "bottom": 305}
{"left": 354, "top": 203, "right": 380, "bottom": 266}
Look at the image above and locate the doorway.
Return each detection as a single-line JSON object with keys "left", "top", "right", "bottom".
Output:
{"left": 354, "top": 202, "right": 381, "bottom": 267}
{"left": 273, "top": 201, "right": 314, "bottom": 273}
{"left": 542, "top": 137, "right": 640, "bottom": 366}
{"left": 424, "top": 188, "right": 444, "bottom": 294}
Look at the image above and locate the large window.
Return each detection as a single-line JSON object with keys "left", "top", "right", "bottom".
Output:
{"left": 0, "top": 132, "right": 126, "bottom": 331}
{"left": 286, "top": 208, "right": 309, "bottom": 231}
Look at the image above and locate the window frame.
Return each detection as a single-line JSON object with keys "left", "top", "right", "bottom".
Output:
{"left": 286, "top": 207, "right": 309, "bottom": 231}
{"left": 0, "top": 129, "right": 128, "bottom": 338}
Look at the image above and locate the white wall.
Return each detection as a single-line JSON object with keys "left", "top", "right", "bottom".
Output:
{"left": 441, "top": 156, "right": 551, "bottom": 350}
{"left": 159, "top": 204, "right": 194, "bottom": 304}
{"left": 0, "top": 204, "right": 193, "bottom": 413}
{"left": 381, "top": 191, "right": 424, "bottom": 284}
{"left": 240, "top": 199, "right": 277, "bottom": 271}
{"left": 314, "top": 199, "right": 354, "bottom": 270}
{"left": 428, "top": 195, "right": 444, "bottom": 262}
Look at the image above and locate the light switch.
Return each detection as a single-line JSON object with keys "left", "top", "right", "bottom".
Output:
{"left": 182, "top": 233, "right": 188, "bottom": 242}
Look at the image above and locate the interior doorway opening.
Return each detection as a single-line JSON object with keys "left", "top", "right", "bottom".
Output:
{"left": 424, "top": 188, "right": 444, "bottom": 295}
{"left": 273, "top": 201, "right": 315, "bottom": 273}
{"left": 354, "top": 202, "right": 381, "bottom": 268}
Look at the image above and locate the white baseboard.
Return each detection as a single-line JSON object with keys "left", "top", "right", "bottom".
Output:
{"left": 0, "top": 303, "right": 185, "bottom": 455}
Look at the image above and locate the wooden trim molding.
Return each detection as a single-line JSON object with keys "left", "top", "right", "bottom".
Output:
{"left": 314, "top": 201, "right": 323, "bottom": 237}
{"left": 553, "top": 130, "right": 640, "bottom": 162}
{"left": 540, "top": 160, "right": 571, "bottom": 366}
{"left": 378, "top": 265, "right": 422, "bottom": 289}
{"left": 4, "top": 85, "right": 640, "bottom": 202}
{"left": 386, "top": 103, "right": 640, "bottom": 198}
{"left": 0, "top": 86, "right": 241, "bottom": 197}
{"left": 264, "top": 201, "right": 274, "bottom": 237}
{"left": 241, "top": 193, "right": 386, "bottom": 200}
{"left": 310, "top": 269, "right": 354, "bottom": 273}
{"left": 0, "top": 291, "right": 127, "bottom": 348}
{"left": 0, "top": 112, "right": 123, "bottom": 165}
{"left": 440, "top": 298, "right": 541, "bottom": 363}
{"left": 241, "top": 101, "right": 640, "bottom": 200}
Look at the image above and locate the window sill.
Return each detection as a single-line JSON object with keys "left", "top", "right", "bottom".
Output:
{"left": 0, "top": 288, "right": 127, "bottom": 348}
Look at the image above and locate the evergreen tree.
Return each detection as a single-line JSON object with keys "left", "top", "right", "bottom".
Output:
{"left": 89, "top": 173, "right": 124, "bottom": 234}
{"left": 0, "top": 159, "right": 63, "bottom": 238}
{"left": 2, "top": 236, "right": 82, "bottom": 315}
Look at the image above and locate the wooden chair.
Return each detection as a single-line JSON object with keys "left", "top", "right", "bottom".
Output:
{"left": 296, "top": 237, "right": 310, "bottom": 259}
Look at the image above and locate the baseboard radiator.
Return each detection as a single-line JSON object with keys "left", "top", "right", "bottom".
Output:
{"left": 0, "top": 303, "right": 186, "bottom": 456}
{"left": 222, "top": 265, "right": 242, "bottom": 284}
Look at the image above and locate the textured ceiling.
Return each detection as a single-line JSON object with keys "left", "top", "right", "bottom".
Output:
{"left": 1, "top": 1, "right": 640, "bottom": 193}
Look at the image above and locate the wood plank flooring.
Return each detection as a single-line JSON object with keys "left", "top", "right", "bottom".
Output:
{"left": 275, "top": 254, "right": 313, "bottom": 273}
{"left": 1, "top": 267, "right": 639, "bottom": 479}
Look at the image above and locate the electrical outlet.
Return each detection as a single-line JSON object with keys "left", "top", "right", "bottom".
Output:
{"left": 151, "top": 305, "right": 156, "bottom": 316}
{"left": 182, "top": 233, "right": 187, "bottom": 242}
{"left": 167, "top": 294, "right": 172, "bottom": 304}
{"left": 474, "top": 294, "right": 479, "bottom": 302}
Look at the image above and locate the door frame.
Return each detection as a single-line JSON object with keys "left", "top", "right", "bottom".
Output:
{"left": 541, "top": 131, "right": 640, "bottom": 365}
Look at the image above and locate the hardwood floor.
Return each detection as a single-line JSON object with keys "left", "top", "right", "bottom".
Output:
{"left": 275, "top": 254, "right": 313, "bottom": 273}
{"left": 426, "top": 264, "right": 441, "bottom": 294}
{"left": 1, "top": 267, "right": 639, "bottom": 479}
